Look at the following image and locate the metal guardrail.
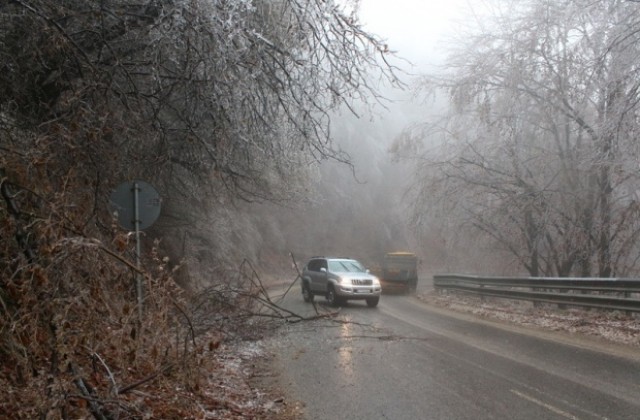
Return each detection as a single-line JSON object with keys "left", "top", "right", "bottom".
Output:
{"left": 433, "top": 274, "right": 640, "bottom": 313}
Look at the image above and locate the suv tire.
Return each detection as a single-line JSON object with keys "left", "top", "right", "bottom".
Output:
{"left": 302, "top": 282, "right": 314, "bottom": 303}
{"left": 326, "top": 286, "right": 341, "bottom": 307}
{"left": 366, "top": 297, "right": 379, "bottom": 307}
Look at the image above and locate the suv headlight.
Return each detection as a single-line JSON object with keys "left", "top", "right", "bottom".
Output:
{"left": 335, "top": 276, "right": 344, "bottom": 284}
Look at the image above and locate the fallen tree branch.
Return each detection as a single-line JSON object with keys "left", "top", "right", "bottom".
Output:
{"left": 97, "top": 243, "right": 143, "bottom": 273}
{"left": 88, "top": 348, "right": 118, "bottom": 397}
{"left": 243, "top": 309, "right": 341, "bottom": 323}
{"left": 116, "top": 364, "right": 174, "bottom": 395}
{"left": 70, "top": 362, "right": 113, "bottom": 420}
{"left": 282, "top": 252, "right": 303, "bottom": 301}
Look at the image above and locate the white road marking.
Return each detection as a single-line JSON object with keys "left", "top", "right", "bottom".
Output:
{"left": 511, "top": 389, "right": 581, "bottom": 420}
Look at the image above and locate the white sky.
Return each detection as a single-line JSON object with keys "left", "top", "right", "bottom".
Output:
{"left": 335, "top": 0, "right": 472, "bottom": 133}
{"left": 358, "top": 0, "right": 470, "bottom": 71}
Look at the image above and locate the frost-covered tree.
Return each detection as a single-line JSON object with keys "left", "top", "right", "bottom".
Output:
{"left": 1, "top": 0, "right": 396, "bottom": 196}
{"left": 0, "top": 1, "right": 399, "bottom": 416}
{"left": 0, "top": 0, "right": 399, "bottom": 278}
{"left": 400, "top": 0, "right": 640, "bottom": 277}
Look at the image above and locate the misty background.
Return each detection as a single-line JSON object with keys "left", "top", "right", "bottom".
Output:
{"left": 227, "top": 0, "right": 640, "bottom": 281}
{"left": 234, "top": 0, "right": 481, "bottom": 276}
{"left": 5, "top": 1, "right": 640, "bottom": 416}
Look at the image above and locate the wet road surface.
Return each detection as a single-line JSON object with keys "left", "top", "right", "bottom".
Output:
{"left": 266, "top": 288, "right": 640, "bottom": 419}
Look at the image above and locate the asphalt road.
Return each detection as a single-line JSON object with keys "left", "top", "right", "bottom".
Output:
{"left": 266, "top": 286, "right": 640, "bottom": 420}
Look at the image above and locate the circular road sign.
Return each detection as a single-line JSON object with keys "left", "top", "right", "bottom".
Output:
{"left": 109, "top": 180, "right": 161, "bottom": 230}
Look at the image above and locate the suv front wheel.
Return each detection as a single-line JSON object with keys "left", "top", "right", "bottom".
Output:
{"left": 326, "top": 286, "right": 342, "bottom": 307}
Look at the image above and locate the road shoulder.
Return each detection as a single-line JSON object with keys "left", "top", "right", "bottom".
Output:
{"left": 415, "top": 290, "right": 640, "bottom": 361}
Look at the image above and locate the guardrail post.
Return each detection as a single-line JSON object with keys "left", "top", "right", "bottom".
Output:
{"left": 558, "top": 284, "right": 569, "bottom": 310}
{"left": 625, "top": 291, "right": 631, "bottom": 316}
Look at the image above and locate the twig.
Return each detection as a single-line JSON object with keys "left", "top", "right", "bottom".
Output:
{"left": 231, "top": 286, "right": 339, "bottom": 322}
{"left": 243, "top": 310, "right": 339, "bottom": 323}
{"left": 70, "top": 362, "right": 112, "bottom": 420}
{"left": 281, "top": 252, "right": 302, "bottom": 301}
{"left": 239, "top": 259, "right": 270, "bottom": 301}
{"left": 288, "top": 252, "right": 319, "bottom": 314}
{"left": 88, "top": 348, "right": 118, "bottom": 396}
{"left": 168, "top": 295, "right": 196, "bottom": 348}
{"left": 97, "top": 244, "right": 143, "bottom": 273}
{"left": 116, "top": 364, "right": 174, "bottom": 395}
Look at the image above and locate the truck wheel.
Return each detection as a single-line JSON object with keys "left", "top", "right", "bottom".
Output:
{"left": 366, "top": 297, "right": 379, "bottom": 307}
{"left": 302, "top": 282, "right": 314, "bottom": 303}
{"left": 326, "top": 286, "right": 341, "bottom": 307}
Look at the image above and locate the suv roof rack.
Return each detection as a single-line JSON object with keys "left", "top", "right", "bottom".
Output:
{"left": 308, "top": 256, "right": 356, "bottom": 261}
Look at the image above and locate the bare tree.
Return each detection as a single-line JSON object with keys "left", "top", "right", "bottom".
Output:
{"left": 1, "top": 0, "right": 401, "bottom": 275}
{"left": 0, "top": 1, "right": 400, "bottom": 417}
{"left": 2, "top": 0, "right": 398, "bottom": 192}
{"left": 399, "top": 0, "right": 640, "bottom": 277}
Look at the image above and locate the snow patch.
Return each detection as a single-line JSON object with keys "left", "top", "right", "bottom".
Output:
{"left": 418, "top": 291, "right": 640, "bottom": 347}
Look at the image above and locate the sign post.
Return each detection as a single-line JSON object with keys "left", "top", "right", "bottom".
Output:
{"left": 109, "top": 181, "right": 161, "bottom": 321}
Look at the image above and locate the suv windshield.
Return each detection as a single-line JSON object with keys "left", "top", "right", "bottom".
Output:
{"left": 328, "top": 259, "right": 366, "bottom": 273}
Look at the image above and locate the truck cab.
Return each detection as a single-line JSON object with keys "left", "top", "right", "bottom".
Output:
{"left": 381, "top": 252, "right": 418, "bottom": 293}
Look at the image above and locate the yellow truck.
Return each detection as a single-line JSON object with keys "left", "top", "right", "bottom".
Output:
{"left": 379, "top": 252, "right": 418, "bottom": 294}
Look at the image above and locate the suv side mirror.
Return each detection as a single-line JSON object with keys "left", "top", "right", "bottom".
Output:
{"left": 320, "top": 267, "right": 327, "bottom": 273}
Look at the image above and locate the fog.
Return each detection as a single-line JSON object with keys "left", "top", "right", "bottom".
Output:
{"left": 251, "top": 0, "right": 640, "bottom": 280}
{"left": 251, "top": 0, "right": 468, "bottom": 271}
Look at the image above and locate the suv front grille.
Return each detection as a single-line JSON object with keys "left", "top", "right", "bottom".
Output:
{"left": 352, "top": 279, "right": 372, "bottom": 286}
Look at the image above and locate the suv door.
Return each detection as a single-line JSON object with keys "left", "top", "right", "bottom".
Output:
{"left": 307, "top": 258, "right": 328, "bottom": 293}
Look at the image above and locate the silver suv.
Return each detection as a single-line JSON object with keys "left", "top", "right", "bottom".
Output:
{"left": 300, "top": 257, "right": 382, "bottom": 307}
